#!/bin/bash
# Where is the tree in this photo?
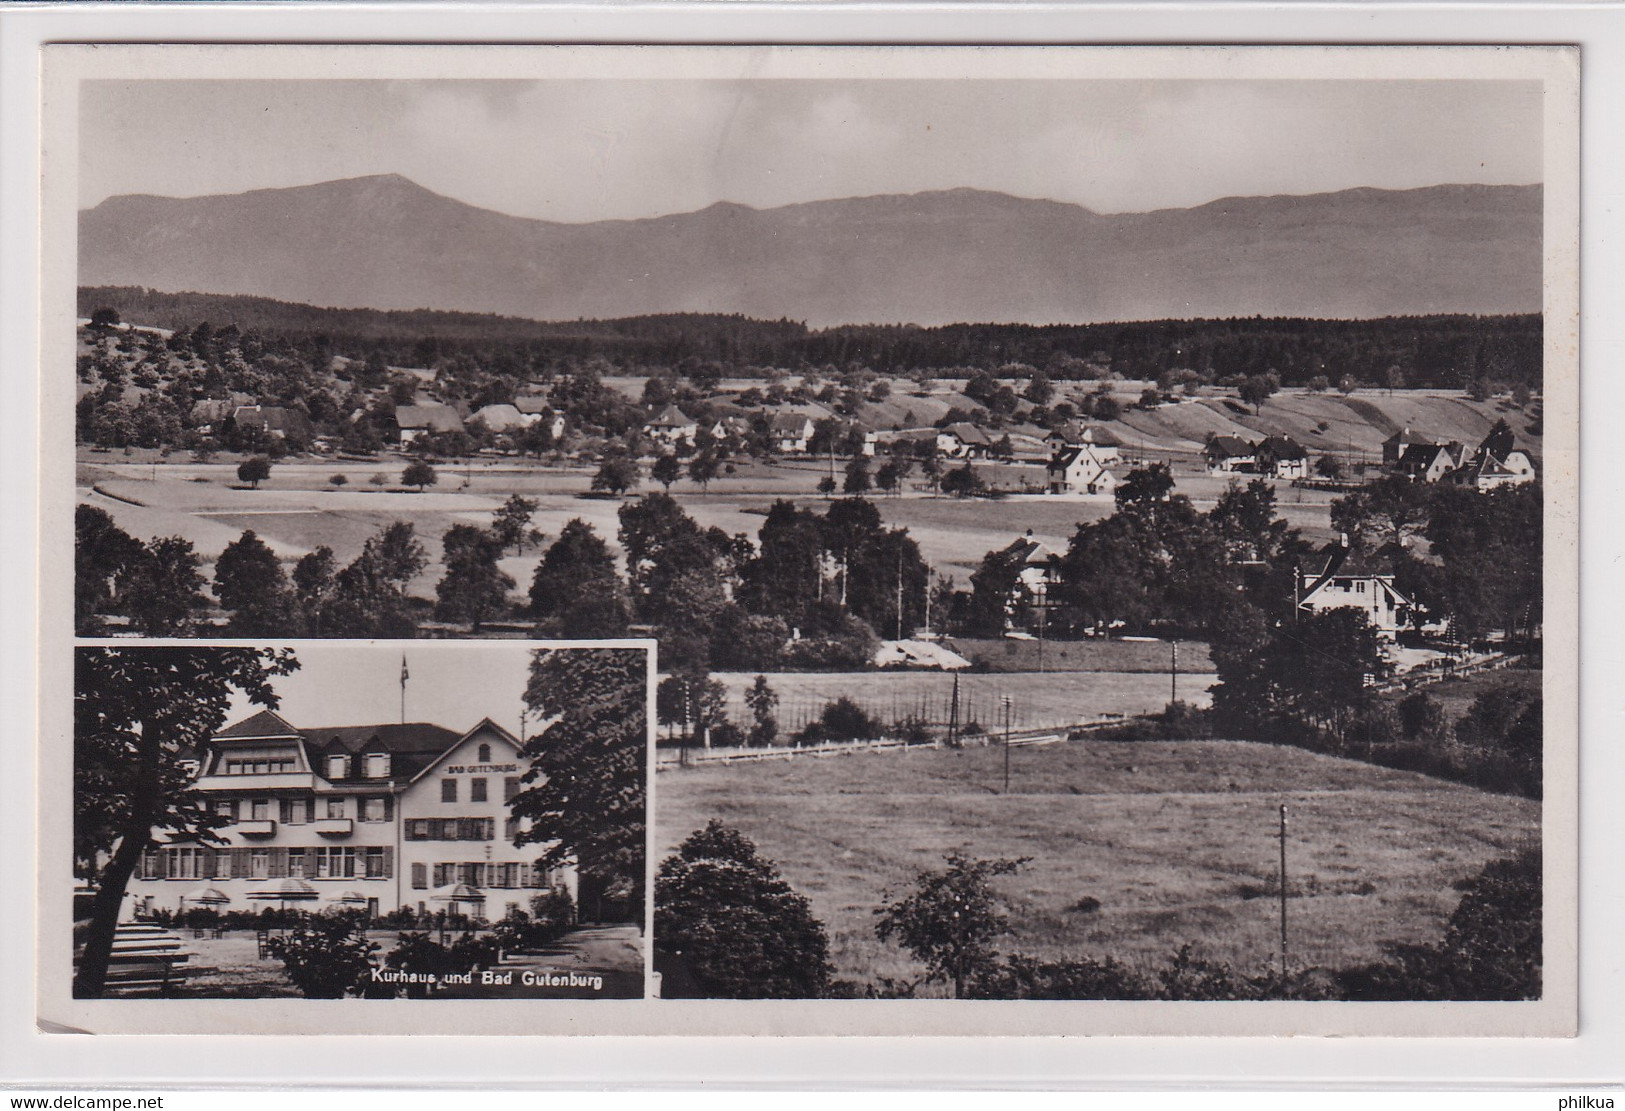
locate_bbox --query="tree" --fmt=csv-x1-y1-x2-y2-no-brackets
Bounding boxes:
402,460,437,492
940,463,985,498
73,646,299,997
875,458,906,497
843,455,872,495
213,529,296,635
329,473,348,488
1315,454,1345,481
1385,365,1407,395
266,911,379,999
592,452,640,497
491,493,541,555
651,453,682,494
118,536,210,636
967,543,1028,636
817,475,837,499
89,307,121,331
75,505,144,634
875,853,1028,998
513,648,648,920
236,456,272,489
744,675,779,747
433,524,515,632
656,671,728,748
654,821,834,998
1238,374,1278,414
529,519,631,638
688,450,720,493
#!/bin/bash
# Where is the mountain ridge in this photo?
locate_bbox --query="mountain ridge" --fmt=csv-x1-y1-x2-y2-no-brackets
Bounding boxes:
79,175,1543,327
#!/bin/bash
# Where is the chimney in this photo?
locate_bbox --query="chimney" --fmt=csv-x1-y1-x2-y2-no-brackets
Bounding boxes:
1339,532,1350,549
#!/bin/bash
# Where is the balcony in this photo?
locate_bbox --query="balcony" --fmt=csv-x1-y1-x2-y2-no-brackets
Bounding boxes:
236,820,276,837
314,818,353,837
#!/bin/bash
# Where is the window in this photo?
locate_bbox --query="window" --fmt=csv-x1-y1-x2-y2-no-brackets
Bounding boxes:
280,798,310,824
505,817,521,843
214,800,237,823
364,847,386,879
165,848,204,880
504,777,521,802
433,863,454,888
250,850,269,879
365,753,390,779
411,863,427,890
327,754,348,780
477,743,491,763
326,797,346,820
362,797,387,823
314,847,355,879
288,849,305,879
1356,581,1366,594
441,779,457,803
470,778,488,803
459,863,486,888
250,799,269,821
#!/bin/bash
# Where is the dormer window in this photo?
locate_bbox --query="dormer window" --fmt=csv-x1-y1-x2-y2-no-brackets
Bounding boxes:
477,743,492,763
327,754,348,780
366,753,390,779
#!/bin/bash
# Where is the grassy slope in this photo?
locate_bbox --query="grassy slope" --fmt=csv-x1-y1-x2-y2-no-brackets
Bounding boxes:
656,739,1539,991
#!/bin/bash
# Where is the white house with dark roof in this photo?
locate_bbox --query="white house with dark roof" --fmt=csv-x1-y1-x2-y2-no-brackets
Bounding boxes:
1297,540,1414,637
644,405,698,447
124,709,577,921
391,403,466,446
1046,445,1117,495
1204,435,1256,474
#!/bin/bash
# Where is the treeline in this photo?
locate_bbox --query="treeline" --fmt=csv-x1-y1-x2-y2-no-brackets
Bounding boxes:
80,286,1541,388
655,821,1541,1001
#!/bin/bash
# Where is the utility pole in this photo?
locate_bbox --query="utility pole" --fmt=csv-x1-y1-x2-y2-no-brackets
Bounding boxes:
1170,639,1179,705
1278,803,1290,983
1002,695,1013,794
400,653,408,724
896,545,905,641
948,672,961,748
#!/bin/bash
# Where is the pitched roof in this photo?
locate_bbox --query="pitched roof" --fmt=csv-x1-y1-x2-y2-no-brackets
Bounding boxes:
1398,442,1453,469
1257,434,1306,460
512,396,552,415
470,403,527,430
1205,435,1255,457
215,709,303,740
394,404,465,433
1001,534,1060,566
943,422,993,445
647,404,694,428
297,722,462,755
770,412,813,434
233,406,314,437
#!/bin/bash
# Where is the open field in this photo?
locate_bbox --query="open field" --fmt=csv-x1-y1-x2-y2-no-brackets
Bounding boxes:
656,739,1540,991
942,637,1214,673
708,668,1215,736
1395,665,1542,726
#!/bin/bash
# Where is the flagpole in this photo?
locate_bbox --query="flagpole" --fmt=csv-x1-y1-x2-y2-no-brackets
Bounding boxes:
400,653,408,724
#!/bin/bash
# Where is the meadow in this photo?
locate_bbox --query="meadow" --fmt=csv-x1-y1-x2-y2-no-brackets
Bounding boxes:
709,668,1214,736
655,738,1540,992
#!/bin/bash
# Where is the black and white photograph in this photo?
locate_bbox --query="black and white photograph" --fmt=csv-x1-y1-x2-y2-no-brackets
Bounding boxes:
43,43,1577,1035
69,641,651,1005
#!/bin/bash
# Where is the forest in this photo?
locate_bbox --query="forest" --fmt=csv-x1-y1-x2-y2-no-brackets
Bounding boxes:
79,286,1542,389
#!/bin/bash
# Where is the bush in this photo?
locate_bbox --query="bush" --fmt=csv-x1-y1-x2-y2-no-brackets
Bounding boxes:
654,820,834,999
266,911,378,998
329,473,348,487
972,954,1157,1000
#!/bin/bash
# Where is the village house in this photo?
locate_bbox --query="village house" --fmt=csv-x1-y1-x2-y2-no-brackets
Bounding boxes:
123,709,582,922
230,405,315,444
1046,444,1118,495
513,396,567,441
1204,435,1256,474
644,404,699,448
468,403,528,434
1395,441,1466,483
995,531,1064,631
1297,539,1414,637
1449,447,1538,490
769,413,815,454
390,403,466,446
937,422,994,459
188,394,256,433
1044,424,1123,464
1254,435,1309,480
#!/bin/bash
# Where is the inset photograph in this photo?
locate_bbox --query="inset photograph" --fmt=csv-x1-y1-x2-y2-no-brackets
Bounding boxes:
72,641,650,1000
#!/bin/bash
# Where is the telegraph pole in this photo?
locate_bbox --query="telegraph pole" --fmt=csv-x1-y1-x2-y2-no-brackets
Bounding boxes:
400,653,408,724
1170,639,1179,705
1278,804,1290,982
1002,695,1013,794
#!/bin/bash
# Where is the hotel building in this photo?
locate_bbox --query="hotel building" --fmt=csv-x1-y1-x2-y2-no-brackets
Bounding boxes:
124,709,576,920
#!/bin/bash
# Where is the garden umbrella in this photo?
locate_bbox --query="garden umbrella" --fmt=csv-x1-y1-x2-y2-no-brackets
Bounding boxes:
246,878,319,912
181,887,230,907
326,890,370,907
428,884,485,915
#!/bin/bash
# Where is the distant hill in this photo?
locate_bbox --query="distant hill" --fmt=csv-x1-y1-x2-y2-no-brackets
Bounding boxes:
79,175,1543,327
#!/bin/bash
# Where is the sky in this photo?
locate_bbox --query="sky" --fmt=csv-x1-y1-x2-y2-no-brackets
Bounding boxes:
78,78,1543,223
218,642,647,740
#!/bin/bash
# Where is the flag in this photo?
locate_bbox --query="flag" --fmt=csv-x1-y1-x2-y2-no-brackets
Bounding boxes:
401,654,409,684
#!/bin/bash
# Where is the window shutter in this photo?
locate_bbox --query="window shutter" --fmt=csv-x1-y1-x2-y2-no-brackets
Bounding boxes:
158,851,172,880
269,848,287,879
231,848,248,878
382,846,393,879
305,798,315,823
384,796,394,822
412,863,426,890
202,848,218,878
279,798,291,823
504,777,520,802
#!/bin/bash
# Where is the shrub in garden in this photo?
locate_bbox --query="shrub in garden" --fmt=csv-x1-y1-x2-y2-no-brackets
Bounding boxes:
266,911,378,999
